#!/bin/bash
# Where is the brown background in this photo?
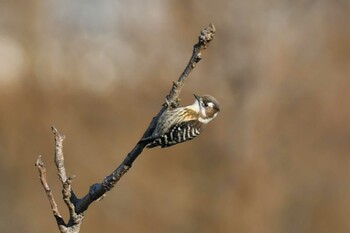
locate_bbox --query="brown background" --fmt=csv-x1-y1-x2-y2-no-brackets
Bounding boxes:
1,1,350,233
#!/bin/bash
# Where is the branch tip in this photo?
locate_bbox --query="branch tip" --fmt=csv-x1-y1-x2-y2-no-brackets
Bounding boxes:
35,155,44,167
51,125,66,140
198,23,216,49
208,23,216,33
51,125,58,135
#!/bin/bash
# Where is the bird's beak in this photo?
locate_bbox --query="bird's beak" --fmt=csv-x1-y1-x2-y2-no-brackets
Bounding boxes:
193,94,200,101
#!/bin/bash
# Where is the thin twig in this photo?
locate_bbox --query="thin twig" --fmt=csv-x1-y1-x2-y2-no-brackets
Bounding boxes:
52,126,83,231
35,156,66,230
52,126,67,183
166,23,216,108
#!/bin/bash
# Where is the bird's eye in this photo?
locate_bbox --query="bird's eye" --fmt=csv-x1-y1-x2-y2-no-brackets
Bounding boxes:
201,102,208,107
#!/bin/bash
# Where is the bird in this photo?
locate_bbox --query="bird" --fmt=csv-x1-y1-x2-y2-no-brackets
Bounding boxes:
146,94,220,148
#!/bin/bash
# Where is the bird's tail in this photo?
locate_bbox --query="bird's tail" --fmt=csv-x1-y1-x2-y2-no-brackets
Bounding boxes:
139,136,159,149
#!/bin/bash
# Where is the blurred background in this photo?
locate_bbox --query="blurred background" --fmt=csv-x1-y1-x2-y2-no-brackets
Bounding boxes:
1,0,350,233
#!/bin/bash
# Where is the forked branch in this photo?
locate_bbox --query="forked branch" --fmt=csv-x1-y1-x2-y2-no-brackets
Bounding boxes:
35,23,216,233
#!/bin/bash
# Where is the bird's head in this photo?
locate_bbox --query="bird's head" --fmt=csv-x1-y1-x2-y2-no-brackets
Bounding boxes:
193,94,220,123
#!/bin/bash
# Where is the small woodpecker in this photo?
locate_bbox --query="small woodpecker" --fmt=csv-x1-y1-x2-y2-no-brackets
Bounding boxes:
146,94,220,148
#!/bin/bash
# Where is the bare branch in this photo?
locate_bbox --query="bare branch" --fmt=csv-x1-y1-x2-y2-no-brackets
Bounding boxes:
36,24,216,232
166,23,216,108
52,127,83,231
35,156,66,231
36,128,83,233
75,24,216,214
52,126,68,183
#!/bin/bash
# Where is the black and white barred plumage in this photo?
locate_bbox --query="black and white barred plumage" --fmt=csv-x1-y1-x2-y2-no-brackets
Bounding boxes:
147,94,220,148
